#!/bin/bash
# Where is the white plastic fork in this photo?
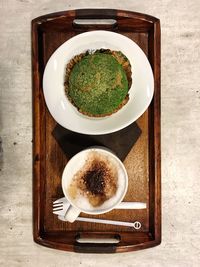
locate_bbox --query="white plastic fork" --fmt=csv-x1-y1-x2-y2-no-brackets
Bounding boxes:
53,197,146,216
53,197,71,216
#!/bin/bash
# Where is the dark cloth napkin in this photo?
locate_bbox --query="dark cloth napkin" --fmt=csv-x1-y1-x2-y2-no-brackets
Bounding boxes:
52,122,141,161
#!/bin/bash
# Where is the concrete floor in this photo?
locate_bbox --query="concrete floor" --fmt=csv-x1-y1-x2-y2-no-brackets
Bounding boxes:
0,0,200,266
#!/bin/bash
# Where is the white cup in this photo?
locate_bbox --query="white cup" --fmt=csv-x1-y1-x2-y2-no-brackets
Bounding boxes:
61,147,128,223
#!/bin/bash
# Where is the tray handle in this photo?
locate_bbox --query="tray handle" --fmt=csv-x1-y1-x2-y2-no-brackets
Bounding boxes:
73,9,117,30
74,243,117,253
75,9,117,19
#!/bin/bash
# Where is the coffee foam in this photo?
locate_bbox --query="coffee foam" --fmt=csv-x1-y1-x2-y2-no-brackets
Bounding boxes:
64,149,127,213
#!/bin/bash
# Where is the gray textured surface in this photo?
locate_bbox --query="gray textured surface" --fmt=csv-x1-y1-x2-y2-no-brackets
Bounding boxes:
0,0,200,266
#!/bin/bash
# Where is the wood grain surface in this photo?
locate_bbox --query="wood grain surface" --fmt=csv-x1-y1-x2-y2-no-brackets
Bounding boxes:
32,9,160,253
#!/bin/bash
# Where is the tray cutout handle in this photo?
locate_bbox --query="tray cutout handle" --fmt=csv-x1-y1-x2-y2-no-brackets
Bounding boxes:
73,19,117,29
74,8,117,30
75,234,120,253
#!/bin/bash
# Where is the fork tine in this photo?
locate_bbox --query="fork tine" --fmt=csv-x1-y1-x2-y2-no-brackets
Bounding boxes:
53,203,63,208
53,197,66,204
53,206,64,211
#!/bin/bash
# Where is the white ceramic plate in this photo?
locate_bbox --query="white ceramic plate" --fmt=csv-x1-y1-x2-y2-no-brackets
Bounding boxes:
43,31,154,135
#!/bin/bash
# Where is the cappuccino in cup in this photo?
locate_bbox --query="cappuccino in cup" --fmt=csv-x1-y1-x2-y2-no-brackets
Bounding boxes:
62,147,128,222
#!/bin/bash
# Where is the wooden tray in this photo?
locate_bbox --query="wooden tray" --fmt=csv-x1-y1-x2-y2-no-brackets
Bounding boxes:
32,9,161,253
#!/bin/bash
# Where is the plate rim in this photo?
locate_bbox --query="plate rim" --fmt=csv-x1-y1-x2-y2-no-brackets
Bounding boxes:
43,30,154,135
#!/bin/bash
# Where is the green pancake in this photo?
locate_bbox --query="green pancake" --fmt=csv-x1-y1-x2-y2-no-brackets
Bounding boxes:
65,50,131,117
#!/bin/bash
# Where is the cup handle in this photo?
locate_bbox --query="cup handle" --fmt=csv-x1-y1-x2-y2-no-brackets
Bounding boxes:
64,205,81,223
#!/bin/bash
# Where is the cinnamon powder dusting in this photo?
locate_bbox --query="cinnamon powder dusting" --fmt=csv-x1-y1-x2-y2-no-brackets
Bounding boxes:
68,151,118,207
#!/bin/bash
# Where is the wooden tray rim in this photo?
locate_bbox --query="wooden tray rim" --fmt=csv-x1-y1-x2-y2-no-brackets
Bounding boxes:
32,8,161,253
